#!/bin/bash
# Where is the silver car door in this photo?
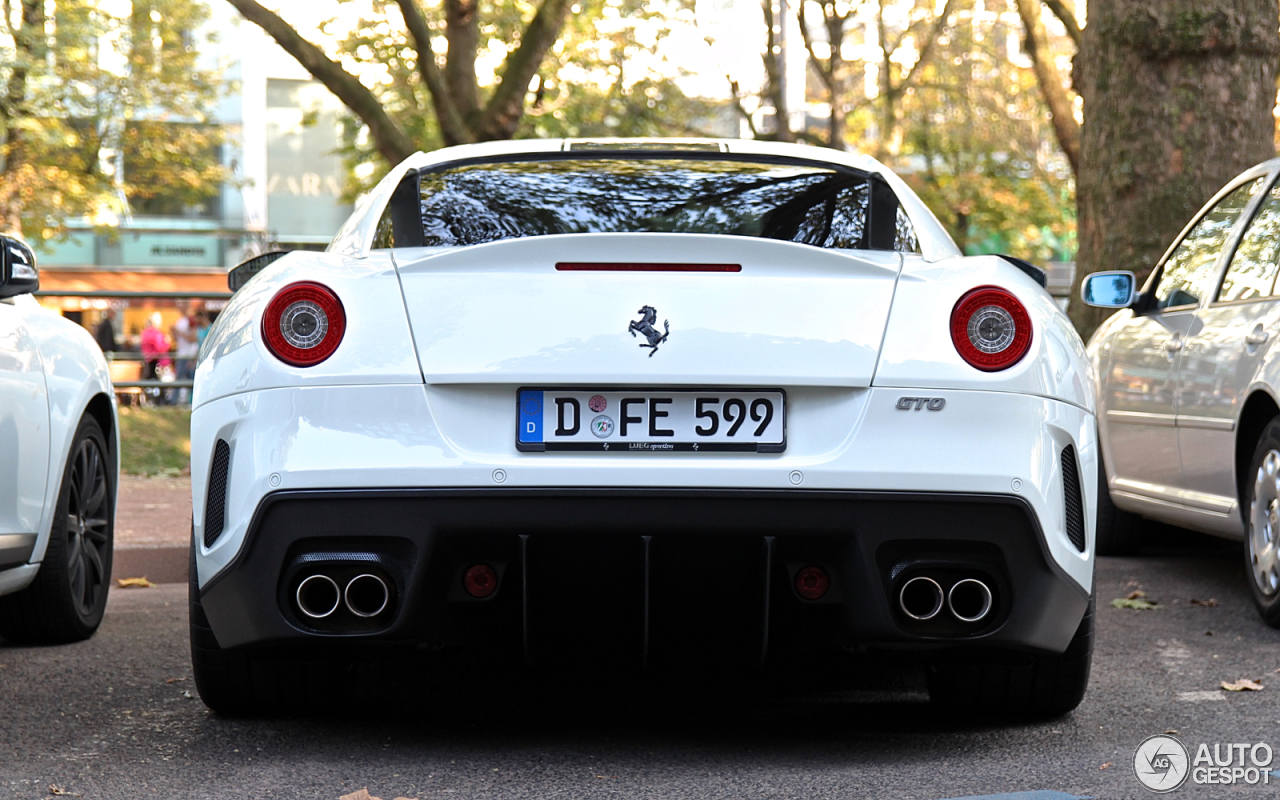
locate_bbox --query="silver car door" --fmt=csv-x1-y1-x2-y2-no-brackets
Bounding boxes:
1179,175,1280,517
0,296,50,554
1103,177,1264,500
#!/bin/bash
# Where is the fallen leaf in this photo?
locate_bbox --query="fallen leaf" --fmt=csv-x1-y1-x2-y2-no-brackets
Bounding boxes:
165,677,185,684
1165,729,1179,735
338,791,418,800
1191,598,1219,607
1126,590,1147,600
1222,678,1264,692
1100,762,1113,770
115,577,155,588
48,786,80,797
1111,596,1162,610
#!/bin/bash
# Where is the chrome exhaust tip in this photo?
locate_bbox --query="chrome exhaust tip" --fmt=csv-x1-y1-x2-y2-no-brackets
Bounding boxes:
344,573,390,618
948,578,994,623
296,574,341,619
899,576,944,621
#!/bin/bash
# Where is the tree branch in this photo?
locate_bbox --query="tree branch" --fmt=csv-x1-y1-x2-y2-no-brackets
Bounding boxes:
1041,0,1081,48
474,0,573,140
897,0,956,92
1015,0,1080,174
797,4,834,93
443,0,481,119
392,0,472,146
223,0,416,163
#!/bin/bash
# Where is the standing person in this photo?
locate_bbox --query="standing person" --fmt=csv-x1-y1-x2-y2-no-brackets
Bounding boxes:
172,302,200,405
94,309,118,353
139,312,170,405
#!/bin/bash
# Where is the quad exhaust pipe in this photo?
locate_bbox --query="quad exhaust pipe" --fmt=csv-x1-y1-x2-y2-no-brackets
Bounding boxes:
898,575,994,623
294,572,391,619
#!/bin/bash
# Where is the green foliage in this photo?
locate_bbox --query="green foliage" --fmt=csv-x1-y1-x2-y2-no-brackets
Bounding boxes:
887,10,1076,261
328,0,721,196
0,0,229,239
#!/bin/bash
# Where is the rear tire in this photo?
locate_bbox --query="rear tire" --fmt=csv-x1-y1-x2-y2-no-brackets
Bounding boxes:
1095,454,1144,556
189,535,348,715
927,593,1094,720
1242,418,1280,627
0,415,114,643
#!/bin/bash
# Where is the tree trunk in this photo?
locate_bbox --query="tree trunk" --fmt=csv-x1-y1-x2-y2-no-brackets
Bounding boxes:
1071,0,1280,341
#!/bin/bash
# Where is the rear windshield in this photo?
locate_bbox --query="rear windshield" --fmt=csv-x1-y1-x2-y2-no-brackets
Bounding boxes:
398,157,919,252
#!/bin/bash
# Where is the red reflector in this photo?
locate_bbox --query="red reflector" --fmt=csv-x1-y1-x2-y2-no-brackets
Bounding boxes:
556,262,741,272
795,566,830,601
463,564,498,598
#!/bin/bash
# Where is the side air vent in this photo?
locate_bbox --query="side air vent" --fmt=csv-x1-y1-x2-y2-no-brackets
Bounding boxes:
204,440,231,548
1061,445,1086,552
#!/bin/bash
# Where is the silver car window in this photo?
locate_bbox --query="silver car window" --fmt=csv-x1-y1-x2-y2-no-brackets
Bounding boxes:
1218,181,1280,302
1154,178,1264,310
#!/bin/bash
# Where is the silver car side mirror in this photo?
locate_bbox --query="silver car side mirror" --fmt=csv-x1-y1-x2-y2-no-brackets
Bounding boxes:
1081,271,1136,308
0,235,38,299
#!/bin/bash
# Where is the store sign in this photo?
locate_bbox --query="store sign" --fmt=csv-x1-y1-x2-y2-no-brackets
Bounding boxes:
121,234,221,267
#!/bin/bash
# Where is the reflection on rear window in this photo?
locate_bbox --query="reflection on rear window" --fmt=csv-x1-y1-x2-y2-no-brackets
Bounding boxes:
416,158,917,251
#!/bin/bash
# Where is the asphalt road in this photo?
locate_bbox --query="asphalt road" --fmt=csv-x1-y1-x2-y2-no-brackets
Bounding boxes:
3,528,1280,800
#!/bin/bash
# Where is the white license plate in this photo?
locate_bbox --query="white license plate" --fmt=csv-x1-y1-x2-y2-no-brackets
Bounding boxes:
517,389,786,453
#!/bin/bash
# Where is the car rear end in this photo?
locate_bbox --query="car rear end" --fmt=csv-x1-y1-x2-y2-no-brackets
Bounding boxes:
189,141,1096,715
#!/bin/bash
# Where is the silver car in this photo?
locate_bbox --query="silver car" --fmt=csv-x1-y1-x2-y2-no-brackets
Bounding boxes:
1085,158,1280,626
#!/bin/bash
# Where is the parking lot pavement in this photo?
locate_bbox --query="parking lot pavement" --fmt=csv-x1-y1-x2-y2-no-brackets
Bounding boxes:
3,527,1280,799
112,475,191,585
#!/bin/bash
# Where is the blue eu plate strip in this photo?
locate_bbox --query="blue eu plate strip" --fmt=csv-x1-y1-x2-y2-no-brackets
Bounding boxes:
519,390,544,443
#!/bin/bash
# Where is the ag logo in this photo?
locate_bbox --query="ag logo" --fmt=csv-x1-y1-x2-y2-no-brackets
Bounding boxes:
628,305,670,357
1134,734,1190,793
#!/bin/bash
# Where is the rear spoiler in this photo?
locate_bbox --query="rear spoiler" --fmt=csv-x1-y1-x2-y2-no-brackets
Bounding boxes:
228,251,291,293
996,255,1048,288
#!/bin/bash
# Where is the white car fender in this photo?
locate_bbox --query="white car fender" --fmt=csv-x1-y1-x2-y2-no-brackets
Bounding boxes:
193,250,421,411
874,254,1096,414
11,295,117,567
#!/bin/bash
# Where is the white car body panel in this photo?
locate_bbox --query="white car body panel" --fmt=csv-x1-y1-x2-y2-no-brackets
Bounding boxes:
0,295,51,536
393,235,902,386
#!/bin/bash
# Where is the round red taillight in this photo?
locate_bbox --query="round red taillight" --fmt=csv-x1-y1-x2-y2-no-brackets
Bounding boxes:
795,565,830,601
463,564,498,599
261,281,346,367
949,286,1033,372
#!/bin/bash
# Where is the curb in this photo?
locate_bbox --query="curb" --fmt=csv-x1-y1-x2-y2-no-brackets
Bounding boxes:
112,546,188,585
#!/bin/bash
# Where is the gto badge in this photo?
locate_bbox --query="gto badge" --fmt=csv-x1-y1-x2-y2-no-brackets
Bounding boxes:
897,397,946,411
628,305,670,357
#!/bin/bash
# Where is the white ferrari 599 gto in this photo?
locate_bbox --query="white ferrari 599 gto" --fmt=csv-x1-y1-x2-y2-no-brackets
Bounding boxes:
190,139,1097,718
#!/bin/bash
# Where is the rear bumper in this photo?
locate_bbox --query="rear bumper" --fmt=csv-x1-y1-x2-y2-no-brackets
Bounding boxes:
198,488,1090,663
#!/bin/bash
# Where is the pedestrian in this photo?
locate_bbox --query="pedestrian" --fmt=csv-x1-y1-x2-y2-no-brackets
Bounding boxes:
94,308,118,353
139,312,170,405
171,302,200,404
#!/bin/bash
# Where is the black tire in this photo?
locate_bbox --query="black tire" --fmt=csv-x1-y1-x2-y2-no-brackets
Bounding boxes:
0,415,114,644
1095,453,1145,556
1241,418,1280,627
927,593,1094,720
189,535,348,715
